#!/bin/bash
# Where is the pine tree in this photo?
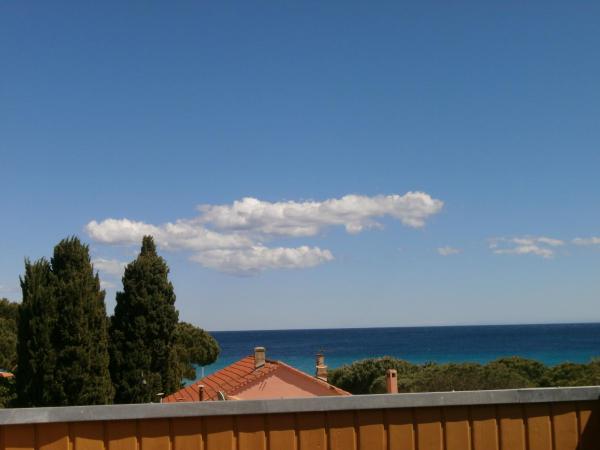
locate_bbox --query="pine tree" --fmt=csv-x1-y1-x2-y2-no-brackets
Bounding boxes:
50,237,113,405
174,322,220,382
110,236,179,403
16,259,57,406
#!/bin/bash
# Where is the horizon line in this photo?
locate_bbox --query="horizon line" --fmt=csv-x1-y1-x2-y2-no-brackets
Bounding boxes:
207,320,600,333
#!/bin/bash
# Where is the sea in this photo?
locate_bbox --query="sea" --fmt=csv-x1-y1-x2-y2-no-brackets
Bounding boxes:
192,323,600,382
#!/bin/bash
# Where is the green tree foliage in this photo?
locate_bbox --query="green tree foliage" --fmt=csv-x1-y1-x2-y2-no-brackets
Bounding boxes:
487,357,547,386
0,298,19,371
330,356,600,395
581,359,600,385
16,239,113,407
328,356,415,395
174,322,220,381
411,362,534,392
544,360,600,387
110,236,180,403
16,259,57,406
0,298,19,407
51,237,113,405
0,377,16,408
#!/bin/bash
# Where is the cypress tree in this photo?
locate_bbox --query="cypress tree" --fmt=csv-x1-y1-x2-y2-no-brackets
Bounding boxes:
16,259,56,406
50,237,113,405
110,236,179,403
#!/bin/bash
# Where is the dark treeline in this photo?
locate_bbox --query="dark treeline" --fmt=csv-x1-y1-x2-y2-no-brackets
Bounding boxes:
0,298,19,407
330,356,600,395
0,236,219,408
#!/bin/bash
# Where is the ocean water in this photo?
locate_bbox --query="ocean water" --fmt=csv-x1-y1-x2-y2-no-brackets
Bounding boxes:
193,323,600,381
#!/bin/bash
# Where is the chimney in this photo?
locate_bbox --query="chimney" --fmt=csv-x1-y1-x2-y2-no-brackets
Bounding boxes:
198,384,205,401
315,352,328,382
254,347,266,369
386,369,398,394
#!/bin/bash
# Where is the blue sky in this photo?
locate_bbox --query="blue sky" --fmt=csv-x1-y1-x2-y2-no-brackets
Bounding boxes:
1,1,599,330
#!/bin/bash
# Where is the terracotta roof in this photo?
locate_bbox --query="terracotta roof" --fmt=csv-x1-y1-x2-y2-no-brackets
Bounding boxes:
269,360,350,397
0,371,14,379
163,355,349,402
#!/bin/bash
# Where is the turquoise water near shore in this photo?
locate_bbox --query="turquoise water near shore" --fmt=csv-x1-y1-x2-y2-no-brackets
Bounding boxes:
192,323,600,382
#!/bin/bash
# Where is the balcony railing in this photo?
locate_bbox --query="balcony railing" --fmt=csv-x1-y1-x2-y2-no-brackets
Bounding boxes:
1,386,598,449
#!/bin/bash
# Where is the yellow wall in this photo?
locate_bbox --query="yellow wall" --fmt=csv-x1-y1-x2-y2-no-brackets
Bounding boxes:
1,401,598,450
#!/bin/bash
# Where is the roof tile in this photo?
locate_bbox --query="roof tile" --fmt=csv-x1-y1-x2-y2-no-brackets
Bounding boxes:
163,355,349,402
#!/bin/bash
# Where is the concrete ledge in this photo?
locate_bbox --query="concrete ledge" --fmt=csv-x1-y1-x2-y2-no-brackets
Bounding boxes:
1,386,599,426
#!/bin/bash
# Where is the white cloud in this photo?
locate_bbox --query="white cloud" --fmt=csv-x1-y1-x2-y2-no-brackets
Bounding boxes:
99,280,117,290
535,237,564,247
572,237,600,246
86,219,160,245
437,246,461,256
92,258,127,291
198,193,443,237
86,192,443,274
191,246,334,274
86,218,251,250
489,236,564,259
92,258,126,277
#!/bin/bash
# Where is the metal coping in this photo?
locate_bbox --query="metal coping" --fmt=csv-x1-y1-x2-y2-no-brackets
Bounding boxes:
1,386,599,426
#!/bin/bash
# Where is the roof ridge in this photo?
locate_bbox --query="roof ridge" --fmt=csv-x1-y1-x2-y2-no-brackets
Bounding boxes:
275,361,351,396
163,354,350,402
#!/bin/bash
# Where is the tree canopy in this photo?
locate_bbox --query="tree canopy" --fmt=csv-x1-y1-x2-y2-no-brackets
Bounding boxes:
7,235,221,407
330,356,600,395
16,238,113,407
0,298,18,371
51,237,113,405
174,321,220,381
0,297,19,408
16,258,57,406
110,236,180,403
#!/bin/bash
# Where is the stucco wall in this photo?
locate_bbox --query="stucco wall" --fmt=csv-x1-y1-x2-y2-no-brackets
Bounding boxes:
232,368,341,399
